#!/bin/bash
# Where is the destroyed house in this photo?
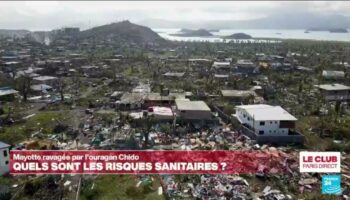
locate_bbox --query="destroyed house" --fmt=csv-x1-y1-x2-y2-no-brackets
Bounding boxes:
296,66,313,73
212,61,230,70
30,84,53,94
110,91,123,101
188,58,212,73
32,76,58,87
132,83,151,93
61,27,80,35
116,93,144,110
1,61,21,72
322,70,345,80
175,99,212,120
0,141,10,175
81,65,100,77
234,104,303,144
188,58,211,65
148,106,174,120
255,53,268,61
71,57,88,66
281,62,294,71
221,90,256,104
163,72,185,78
114,55,124,59
315,84,350,102
214,74,229,82
0,87,18,101
144,93,186,107
1,55,18,62
270,55,284,62
270,62,282,70
234,59,258,75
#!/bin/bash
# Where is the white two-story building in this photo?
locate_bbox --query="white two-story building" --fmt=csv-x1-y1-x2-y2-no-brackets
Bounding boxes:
234,104,297,136
0,141,10,176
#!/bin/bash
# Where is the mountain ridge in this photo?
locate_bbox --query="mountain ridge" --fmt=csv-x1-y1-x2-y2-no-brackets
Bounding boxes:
0,20,165,45
77,20,165,44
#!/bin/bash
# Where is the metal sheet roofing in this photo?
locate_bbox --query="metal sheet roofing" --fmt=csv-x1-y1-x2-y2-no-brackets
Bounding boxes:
0,141,10,149
315,83,350,91
236,104,297,121
175,100,211,111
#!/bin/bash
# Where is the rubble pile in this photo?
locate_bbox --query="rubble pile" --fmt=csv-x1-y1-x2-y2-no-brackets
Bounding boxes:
155,126,350,199
161,174,295,200
15,103,350,199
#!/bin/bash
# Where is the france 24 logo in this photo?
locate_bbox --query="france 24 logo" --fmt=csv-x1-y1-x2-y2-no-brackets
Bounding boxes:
322,175,341,195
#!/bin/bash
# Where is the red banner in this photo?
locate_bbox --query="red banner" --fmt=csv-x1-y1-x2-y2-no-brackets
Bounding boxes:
10,150,288,174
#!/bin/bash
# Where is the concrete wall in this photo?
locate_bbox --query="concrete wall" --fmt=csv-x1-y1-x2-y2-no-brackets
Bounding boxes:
0,147,10,175
211,105,231,123
256,135,304,145
322,90,350,101
177,110,212,120
236,107,254,125
238,124,303,145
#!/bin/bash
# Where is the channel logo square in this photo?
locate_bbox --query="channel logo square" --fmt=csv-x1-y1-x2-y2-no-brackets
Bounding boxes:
322,175,341,195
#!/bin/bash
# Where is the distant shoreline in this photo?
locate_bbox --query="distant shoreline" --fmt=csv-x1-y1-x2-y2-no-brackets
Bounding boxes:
157,28,350,42
164,36,350,44
305,28,348,33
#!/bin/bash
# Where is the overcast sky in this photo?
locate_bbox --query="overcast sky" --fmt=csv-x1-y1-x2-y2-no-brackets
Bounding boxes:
0,1,349,30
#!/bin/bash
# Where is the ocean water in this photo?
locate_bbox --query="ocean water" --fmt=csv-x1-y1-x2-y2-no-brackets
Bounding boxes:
153,28,350,42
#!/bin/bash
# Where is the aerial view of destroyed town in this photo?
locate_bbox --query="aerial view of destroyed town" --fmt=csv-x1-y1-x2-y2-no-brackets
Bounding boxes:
0,1,350,200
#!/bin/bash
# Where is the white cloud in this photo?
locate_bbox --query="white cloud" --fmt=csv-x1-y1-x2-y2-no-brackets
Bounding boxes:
0,1,349,30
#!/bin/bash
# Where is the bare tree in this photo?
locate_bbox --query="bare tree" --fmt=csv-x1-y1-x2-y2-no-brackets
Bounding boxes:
334,101,341,123
72,69,81,98
58,77,66,101
112,64,117,83
16,74,32,102
146,56,151,70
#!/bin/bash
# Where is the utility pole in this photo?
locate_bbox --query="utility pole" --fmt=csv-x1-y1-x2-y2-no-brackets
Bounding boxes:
75,177,82,200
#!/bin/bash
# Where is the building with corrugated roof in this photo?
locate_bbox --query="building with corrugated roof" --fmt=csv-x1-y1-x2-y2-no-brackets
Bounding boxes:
0,141,10,175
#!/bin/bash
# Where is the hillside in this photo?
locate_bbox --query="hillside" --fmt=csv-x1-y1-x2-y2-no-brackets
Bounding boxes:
0,29,30,38
306,28,348,33
171,29,213,37
78,20,165,44
223,33,252,39
0,21,166,45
